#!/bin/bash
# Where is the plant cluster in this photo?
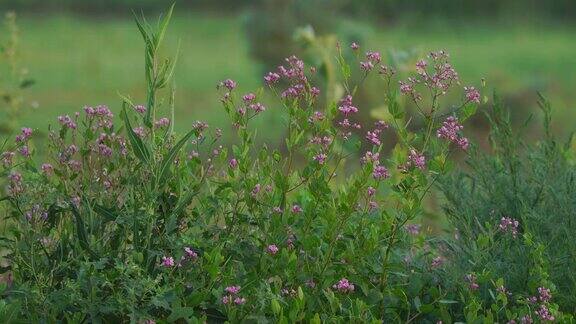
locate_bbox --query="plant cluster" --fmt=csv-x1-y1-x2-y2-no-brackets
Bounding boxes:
0,6,573,323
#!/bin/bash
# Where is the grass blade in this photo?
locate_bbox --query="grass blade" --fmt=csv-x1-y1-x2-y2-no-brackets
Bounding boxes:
70,201,98,260
121,104,151,164
157,128,194,186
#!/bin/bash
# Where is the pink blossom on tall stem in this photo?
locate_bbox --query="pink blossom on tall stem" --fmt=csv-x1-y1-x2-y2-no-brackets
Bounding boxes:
134,104,147,114
521,315,534,324
264,71,280,85
332,278,355,293
220,79,237,91
242,93,256,102
15,127,33,142
499,217,519,238
1,151,15,167
225,286,241,295
437,116,469,150
366,51,381,63
361,151,380,165
365,129,382,146
234,297,246,305
154,118,170,129
367,186,376,196
161,256,175,268
291,205,303,214
538,287,552,302
58,115,77,129
133,127,145,138
18,146,30,157
310,86,320,97
350,42,359,50
464,86,481,103
372,165,390,180
41,163,53,175
431,256,444,268
408,149,426,170
313,153,327,164
229,158,238,169
535,305,555,321
184,247,198,260
464,274,479,290
405,224,421,235
251,184,261,197
267,244,279,255
338,95,358,116
249,102,266,113
98,144,112,157
360,61,374,72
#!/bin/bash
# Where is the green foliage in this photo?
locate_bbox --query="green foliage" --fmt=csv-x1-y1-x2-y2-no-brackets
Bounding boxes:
0,5,573,323
439,93,576,316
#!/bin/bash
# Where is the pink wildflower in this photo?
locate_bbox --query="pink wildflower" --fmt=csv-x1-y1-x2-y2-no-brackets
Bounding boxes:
291,205,303,214
464,86,481,103
267,244,279,255
332,278,355,293
161,256,175,268
372,165,390,180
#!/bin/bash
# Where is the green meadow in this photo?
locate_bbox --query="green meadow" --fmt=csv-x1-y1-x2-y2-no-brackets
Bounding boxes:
12,13,576,138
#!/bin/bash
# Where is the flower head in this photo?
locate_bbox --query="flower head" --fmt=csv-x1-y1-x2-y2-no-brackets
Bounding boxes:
267,244,279,255
372,165,390,180
464,86,481,104
332,278,355,293
291,204,303,214
161,256,175,268
225,285,241,295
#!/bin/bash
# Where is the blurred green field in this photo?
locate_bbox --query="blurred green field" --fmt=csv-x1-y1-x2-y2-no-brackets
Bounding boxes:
10,13,576,140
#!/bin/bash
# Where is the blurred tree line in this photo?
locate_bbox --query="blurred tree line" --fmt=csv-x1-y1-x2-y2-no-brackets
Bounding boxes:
1,0,574,21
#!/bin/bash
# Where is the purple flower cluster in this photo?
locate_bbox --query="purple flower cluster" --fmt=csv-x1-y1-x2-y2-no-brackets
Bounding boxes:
1,151,15,167
437,116,469,150
267,244,279,255
464,86,481,104
15,127,33,143
161,256,175,267
538,287,552,302
407,149,426,170
154,118,170,129
291,204,303,214
499,217,519,238
372,165,390,180
431,256,445,268
464,273,479,290
134,104,147,114
222,285,246,306
405,224,421,235
58,115,77,129
535,305,555,321
84,105,114,129
25,204,48,222
332,278,355,293
8,172,23,196
338,95,358,116
359,51,381,72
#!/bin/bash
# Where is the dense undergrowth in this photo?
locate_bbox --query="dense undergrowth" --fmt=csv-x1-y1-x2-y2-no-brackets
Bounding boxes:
0,6,574,323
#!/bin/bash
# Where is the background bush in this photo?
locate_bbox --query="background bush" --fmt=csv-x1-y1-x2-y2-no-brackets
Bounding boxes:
440,94,576,314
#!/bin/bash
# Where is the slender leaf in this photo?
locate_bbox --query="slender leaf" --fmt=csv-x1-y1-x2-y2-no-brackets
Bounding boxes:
157,128,195,186
121,104,151,164
70,202,98,260
155,3,175,51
